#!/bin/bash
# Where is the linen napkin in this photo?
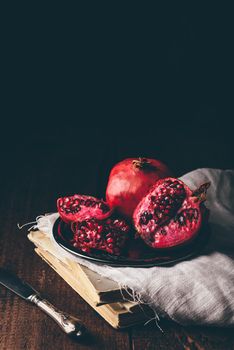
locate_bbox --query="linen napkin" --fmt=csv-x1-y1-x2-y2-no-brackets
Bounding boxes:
35,168,234,326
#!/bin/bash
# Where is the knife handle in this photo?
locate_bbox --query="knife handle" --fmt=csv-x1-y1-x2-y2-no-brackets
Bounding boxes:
28,294,86,339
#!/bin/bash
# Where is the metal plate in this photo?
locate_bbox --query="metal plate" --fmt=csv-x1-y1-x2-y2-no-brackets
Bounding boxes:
52,218,210,267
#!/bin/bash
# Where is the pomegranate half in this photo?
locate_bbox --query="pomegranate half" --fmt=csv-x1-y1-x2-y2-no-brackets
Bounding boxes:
133,177,210,249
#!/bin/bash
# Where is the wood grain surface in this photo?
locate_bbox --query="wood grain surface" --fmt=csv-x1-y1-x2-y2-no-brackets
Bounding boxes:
0,134,234,350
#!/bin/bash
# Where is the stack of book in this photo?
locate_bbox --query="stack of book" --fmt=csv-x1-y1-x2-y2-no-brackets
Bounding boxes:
28,230,153,328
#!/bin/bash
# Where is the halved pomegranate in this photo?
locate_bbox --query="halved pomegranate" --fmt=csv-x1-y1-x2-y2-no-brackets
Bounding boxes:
71,217,130,255
57,194,112,224
133,177,210,249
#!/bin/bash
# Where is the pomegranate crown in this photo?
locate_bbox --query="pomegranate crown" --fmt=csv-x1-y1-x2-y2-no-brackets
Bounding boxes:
132,157,155,170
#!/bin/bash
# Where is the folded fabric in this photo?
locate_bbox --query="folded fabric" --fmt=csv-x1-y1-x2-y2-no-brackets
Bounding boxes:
35,168,234,326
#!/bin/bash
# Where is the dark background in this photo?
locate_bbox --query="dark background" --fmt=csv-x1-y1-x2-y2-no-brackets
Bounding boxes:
1,5,234,214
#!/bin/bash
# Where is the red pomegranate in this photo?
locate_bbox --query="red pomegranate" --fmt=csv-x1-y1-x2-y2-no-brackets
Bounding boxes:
133,177,210,249
57,194,112,224
71,217,130,255
106,157,172,219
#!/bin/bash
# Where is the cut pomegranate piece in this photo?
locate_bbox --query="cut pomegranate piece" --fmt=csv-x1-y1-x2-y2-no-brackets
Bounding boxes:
57,194,112,224
133,177,210,249
71,217,130,255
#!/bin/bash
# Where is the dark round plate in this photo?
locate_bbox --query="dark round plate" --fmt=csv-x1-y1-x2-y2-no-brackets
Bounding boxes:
52,218,210,267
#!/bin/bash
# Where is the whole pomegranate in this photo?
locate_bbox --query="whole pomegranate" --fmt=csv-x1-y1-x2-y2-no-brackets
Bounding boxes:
71,217,130,255
57,194,112,224
133,177,210,249
106,157,172,219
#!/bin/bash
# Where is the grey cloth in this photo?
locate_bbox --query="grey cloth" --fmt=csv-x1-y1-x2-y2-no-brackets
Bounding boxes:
37,168,234,326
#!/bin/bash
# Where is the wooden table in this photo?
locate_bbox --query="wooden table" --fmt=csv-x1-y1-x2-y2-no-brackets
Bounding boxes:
1,130,234,350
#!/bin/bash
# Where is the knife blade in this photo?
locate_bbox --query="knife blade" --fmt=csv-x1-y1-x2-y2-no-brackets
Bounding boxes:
0,268,38,299
0,268,86,339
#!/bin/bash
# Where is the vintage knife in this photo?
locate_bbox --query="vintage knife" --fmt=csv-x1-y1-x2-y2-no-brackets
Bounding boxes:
0,268,86,339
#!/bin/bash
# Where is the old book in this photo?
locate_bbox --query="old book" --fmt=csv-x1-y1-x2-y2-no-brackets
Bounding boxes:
28,231,132,305
28,231,153,328
35,247,151,328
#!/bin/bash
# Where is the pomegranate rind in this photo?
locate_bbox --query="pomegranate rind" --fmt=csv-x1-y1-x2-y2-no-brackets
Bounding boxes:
133,177,208,249
57,194,112,224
